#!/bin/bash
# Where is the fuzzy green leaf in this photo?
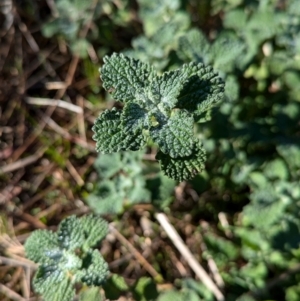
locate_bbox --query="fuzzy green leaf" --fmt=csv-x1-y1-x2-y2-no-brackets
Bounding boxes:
80,250,109,286
33,269,75,301
79,287,104,301
94,153,123,178
81,215,109,252
127,176,151,204
92,108,146,153
156,141,206,181
24,230,58,264
133,277,159,301
148,69,189,109
95,54,225,180
157,290,184,301
177,62,224,117
25,215,109,301
150,109,194,158
57,215,84,251
178,28,210,63
122,103,148,133
86,180,124,215
32,250,82,301
210,35,245,73
56,250,82,273
103,274,129,300
101,53,155,102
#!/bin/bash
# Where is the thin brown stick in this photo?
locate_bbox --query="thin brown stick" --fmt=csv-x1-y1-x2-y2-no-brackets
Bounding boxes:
14,209,47,229
55,55,80,99
155,213,225,301
109,224,163,282
25,97,83,113
0,256,37,269
31,163,56,193
20,269,30,299
0,27,14,72
22,185,56,210
218,212,233,238
66,160,85,186
35,203,62,220
0,283,27,301
200,241,225,289
6,267,23,288
109,254,133,269
25,267,31,299
17,17,56,77
12,110,55,161
76,95,87,141
0,148,45,174
0,185,22,204
42,115,96,151
45,81,67,90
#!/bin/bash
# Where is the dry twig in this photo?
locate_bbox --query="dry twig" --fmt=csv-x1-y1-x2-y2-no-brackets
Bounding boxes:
0,283,27,301
109,224,163,282
25,97,83,114
155,213,225,301
218,212,233,238
0,148,45,174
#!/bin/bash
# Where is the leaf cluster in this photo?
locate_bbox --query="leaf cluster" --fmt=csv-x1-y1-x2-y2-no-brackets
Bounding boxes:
114,0,300,299
89,0,300,298
26,0,300,300
172,1,300,299
24,215,109,301
86,151,151,215
41,0,134,57
86,149,177,214
92,53,224,181
125,0,190,70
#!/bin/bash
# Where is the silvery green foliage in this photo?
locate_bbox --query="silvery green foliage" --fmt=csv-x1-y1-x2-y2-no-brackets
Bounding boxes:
125,13,190,71
92,53,224,181
125,0,190,71
86,151,151,214
25,215,109,301
157,278,214,301
136,0,183,36
177,29,244,101
178,29,245,73
41,0,132,58
41,0,96,57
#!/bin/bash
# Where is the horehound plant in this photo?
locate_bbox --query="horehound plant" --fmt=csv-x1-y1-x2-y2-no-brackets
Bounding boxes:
92,53,225,182
24,215,109,301
24,54,225,301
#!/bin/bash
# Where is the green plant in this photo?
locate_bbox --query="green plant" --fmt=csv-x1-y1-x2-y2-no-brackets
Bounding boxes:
86,150,177,214
24,215,109,301
86,151,151,214
41,0,134,57
92,53,225,181
42,0,96,57
124,0,190,70
22,0,300,300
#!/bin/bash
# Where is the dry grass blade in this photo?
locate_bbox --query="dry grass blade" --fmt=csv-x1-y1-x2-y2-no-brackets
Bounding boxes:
0,148,45,174
218,212,233,238
66,160,85,186
155,213,225,301
25,97,83,114
0,185,22,205
0,283,27,301
0,256,37,270
109,223,163,282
